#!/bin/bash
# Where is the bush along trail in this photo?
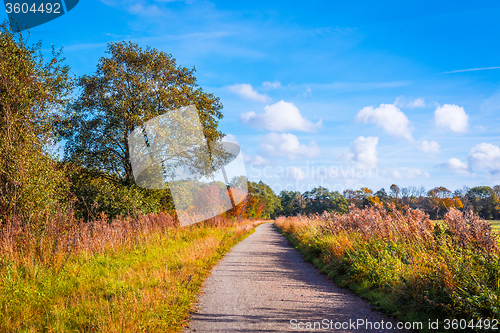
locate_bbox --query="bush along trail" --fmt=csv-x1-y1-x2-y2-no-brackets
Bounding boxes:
0,213,261,332
275,205,500,333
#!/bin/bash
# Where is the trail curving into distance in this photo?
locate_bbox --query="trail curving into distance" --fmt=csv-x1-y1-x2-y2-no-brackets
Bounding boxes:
184,223,411,333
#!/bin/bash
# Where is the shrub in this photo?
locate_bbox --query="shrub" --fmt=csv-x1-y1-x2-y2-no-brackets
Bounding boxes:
65,164,175,221
0,21,74,223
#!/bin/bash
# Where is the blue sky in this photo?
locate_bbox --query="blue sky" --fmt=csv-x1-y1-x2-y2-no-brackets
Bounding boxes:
3,0,500,194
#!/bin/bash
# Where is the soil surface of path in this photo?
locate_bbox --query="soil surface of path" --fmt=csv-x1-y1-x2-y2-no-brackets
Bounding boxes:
184,222,412,332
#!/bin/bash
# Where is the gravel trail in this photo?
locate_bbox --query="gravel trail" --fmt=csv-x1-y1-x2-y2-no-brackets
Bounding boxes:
184,222,412,332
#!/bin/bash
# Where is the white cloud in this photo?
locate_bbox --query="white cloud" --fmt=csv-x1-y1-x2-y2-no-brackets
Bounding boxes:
417,140,440,155
393,96,425,108
355,104,413,140
227,83,271,103
287,166,308,181
129,3,163,16
434,104,469,132
241,100,322,132
440,158,473,177
260,132,321,160
440,143,500,178
243,154,270,166
407,98,426,108
99,0,192,15
443,66,500,74
262,80,282,89
339,136,378,167
383,167,430,179
221,133,239,144
468,143,500,175
393,96,405,108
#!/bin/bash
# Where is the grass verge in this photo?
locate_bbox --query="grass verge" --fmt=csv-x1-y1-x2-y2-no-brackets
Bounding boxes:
0,218,259,332
275,207,500,333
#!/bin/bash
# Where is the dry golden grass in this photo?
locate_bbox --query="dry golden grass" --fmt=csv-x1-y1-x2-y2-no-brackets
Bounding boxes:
0,211,260,332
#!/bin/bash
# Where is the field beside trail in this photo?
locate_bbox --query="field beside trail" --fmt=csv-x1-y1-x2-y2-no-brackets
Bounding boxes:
490,220,500,233
0,213,260,332
275,206,500,332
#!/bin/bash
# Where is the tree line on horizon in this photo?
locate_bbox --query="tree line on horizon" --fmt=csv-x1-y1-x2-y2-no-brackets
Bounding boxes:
225,183,500,221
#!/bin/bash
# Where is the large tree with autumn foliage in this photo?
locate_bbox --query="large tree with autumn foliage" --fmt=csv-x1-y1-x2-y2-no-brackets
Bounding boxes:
55,41,225,219
58,41,224,186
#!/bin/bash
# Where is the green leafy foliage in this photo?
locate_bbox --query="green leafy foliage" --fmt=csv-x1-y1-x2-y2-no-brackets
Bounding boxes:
277,187,348,217
0,20,74,222
65,164,175,221
245,181,281,219
303,186,348,215
279,190,305,216
463,186,500,220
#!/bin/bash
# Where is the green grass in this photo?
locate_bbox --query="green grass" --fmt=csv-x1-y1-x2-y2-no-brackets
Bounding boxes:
490,220,500,233
0,222,257,332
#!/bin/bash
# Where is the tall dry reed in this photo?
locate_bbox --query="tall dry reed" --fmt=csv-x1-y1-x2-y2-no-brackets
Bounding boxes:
275,205,500,324
0,209,242,270
281,204,498,253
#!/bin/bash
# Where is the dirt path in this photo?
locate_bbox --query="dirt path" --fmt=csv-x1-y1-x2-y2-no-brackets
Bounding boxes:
184,223,412,332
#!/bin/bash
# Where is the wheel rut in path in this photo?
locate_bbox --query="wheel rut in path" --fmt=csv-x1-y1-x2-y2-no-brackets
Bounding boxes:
184,222,411,332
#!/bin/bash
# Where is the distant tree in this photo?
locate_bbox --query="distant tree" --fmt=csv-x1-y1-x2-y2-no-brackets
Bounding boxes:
399,186,415,207
426,186,462,219
493,185,500,199
400,187,411,199
416,186,427,198
343,189,363,207
242,181,281,219
428,186,451,199
389,184,400,203
279,190,305,216
305,187,348,214
359,187,381,207
375,188,390,203
465,186,499,219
